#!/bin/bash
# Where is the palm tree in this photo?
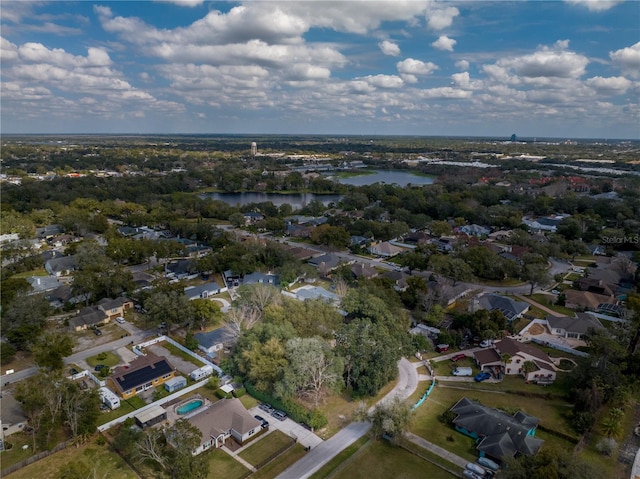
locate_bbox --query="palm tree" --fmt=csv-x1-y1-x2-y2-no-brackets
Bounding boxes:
522,360,537,380
500,353,512,375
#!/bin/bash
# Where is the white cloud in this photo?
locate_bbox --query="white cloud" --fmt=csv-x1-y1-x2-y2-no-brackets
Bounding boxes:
496,48,589,79
425,5,459,30
564,0,623,12
610,42,640,77
1,36,18,62
379,40,401,56
156,0,205,7
586,76,632,94
397,58,438,76
455,60,469,70
432,35,456,52
359,74,404,89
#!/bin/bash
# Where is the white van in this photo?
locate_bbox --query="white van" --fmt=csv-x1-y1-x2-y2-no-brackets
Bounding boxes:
453,367,473,376
116,316,126,324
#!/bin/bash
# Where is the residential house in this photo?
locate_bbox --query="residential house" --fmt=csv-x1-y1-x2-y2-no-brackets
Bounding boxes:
368,241,404,258
0,390,29,437
382,270,410,292
403,231,432,245
308,253,344,273
242,272,280,287
350,262,378,280
188,398,262,454
474,338,556,383
184,281,226,301
286,223,314,238
36,224,62,240
433,236,455,253
575,277,617,297
487,230,513,241
165,259,199,280
472,293,530,322
27,275,63,294
45,255,78,277
97,297,134,321
450,397,544,462
564,289,615,311
69,307,109,331
521,214,570,233
109,353,175,399
194,327,237,357
243,212,265,225
546,313,604,341
349,235,369,246
458,224,491,237
47,284,87,309
284,285,341,306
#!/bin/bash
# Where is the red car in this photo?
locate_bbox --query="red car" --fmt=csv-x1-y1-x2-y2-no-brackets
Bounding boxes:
450,353,467,362
436,344,450,353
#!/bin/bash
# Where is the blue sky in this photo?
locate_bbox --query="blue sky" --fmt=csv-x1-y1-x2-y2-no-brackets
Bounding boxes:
1,1,638,138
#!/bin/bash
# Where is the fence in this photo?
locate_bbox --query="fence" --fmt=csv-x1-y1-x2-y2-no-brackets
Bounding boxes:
529,338,589,358
412,360,437,411
0,439,74,477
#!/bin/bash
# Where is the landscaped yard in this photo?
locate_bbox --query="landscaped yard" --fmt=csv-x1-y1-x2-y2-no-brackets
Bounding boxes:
309,436,370,479
206,449,250,479
96,395,146,426
331,440,457,479
430,357,477,377
4,437,136,479
248,443,306,479
239,430,295,467
529,294,577,316
85,351,121,368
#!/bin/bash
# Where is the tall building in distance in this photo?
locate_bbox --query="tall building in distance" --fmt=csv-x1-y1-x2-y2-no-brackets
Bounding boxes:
251,142,257,156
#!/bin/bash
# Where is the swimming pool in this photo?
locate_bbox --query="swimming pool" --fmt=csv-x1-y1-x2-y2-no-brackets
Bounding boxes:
177,399,203,415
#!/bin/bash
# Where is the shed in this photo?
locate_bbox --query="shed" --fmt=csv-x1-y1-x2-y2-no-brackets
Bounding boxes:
164,376,187,393
134,405,167,428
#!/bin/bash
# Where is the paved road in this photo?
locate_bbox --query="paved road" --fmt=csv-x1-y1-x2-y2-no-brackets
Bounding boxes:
275,358,419,479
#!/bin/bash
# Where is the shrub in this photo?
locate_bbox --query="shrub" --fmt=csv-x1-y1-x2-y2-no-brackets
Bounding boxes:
96,352,107,360
215,389,232,399
439,410,456,425
95,435,106,446
596,437,618,456
232,387,246,398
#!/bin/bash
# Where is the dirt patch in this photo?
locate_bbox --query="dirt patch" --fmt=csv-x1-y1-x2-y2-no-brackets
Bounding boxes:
528,323,547,335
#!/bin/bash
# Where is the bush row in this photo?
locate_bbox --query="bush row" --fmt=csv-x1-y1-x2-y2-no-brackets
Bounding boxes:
245,383,328,430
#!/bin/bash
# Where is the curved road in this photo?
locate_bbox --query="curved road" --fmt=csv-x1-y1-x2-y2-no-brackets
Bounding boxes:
275,358,418,479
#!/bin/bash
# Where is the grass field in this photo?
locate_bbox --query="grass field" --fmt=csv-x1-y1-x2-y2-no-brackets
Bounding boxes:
529,294,577,316
248,443,306,479
239,430,295,467
331,440,457,479
309,436,370,479
85,351,121,367
5,438,136,479
431,357,478,377
207,449,250,479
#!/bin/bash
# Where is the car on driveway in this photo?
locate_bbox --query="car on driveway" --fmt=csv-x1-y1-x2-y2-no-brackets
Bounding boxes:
450,353,467,362
93,328,102,336
271,410,287,421
259,403,274,414
462,470,482,479
479,339,493,348
116,316,126,324
254,415,269,429
474,372,491,382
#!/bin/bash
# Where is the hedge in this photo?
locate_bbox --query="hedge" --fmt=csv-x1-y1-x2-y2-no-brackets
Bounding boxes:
232,387,246,398
216,389,233,399
245,383,327,430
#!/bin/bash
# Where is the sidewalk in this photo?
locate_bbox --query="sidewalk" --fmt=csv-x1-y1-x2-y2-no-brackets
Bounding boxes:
221,446,257,473
405,432,469,469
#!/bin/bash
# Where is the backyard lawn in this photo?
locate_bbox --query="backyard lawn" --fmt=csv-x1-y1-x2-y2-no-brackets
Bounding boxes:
529,294,576,316
206,449,250,479
239,430,295,467
5,438,136,479
96,396,146,426
331,440,457,479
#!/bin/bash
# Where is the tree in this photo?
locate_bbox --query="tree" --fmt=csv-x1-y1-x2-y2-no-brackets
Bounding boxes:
226,304,261,337
500,353,512,374
239,337,288,394
235,283,281,315
191,299,223,331
364,396,413,445
310,224,350,248
501,448,603,479
277,337,343,407
521,263,552,296
31,331,75,371
2,293,51,350
144,290,194,330
522,360,537,377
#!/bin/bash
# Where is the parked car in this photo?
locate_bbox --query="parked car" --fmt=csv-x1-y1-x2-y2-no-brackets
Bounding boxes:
479,339,493,348
436,344,450,353
259,403,274,414
450,353,467,362
94,364,107,372
254,415,269,429
452,367,473,377
477,457,500,471
93,328,102,336
474,372,492,382
551,289,560,295
271,410,287,421
465,463,486,476
116,316,126,324
462,470,482,479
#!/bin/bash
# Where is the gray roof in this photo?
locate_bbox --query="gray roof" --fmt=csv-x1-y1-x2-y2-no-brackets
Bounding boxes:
546,313,605,335
184,282,222,300
242,272,280,286
45,255,77,274
479,294,529,321
194,327,236,349
308,253,342,270
27,275,63,293
70,307,108,329
97,296,132,310
451,397,543,460
189,398,261,441
292,286,340,303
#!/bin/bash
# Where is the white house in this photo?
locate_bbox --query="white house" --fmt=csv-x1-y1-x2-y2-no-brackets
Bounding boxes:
474,338,556,384
546,313,605,340
184,281,227,300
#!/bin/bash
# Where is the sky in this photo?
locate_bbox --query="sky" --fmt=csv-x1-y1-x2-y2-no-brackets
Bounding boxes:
1,1,639,138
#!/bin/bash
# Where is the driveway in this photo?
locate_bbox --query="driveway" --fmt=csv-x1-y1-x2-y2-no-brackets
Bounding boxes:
249,407,323,449
147,344,198,376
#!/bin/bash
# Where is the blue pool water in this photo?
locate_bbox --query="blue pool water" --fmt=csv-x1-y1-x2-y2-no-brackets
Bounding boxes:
177,399,203,415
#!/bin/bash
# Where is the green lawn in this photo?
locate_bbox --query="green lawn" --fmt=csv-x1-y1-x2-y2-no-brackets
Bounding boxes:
5,437,136,479
437,372,572,397
85,351,121,367
331,440,457,479
161,342,207,367
529,294,577,316
206,449,250,479
249,444,306,479
96,396,146,426
431,357,477,377
239,394,259,410
309,436,370,479
239,430,294,467
12,268,48,278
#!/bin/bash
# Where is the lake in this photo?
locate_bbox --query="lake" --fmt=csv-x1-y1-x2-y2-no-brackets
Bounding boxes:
200,192,343,209
331,169,436,186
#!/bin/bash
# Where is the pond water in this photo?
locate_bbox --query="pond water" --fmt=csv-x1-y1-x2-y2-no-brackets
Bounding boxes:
201,192,342,209
330,169,436,186
177,399,204,415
